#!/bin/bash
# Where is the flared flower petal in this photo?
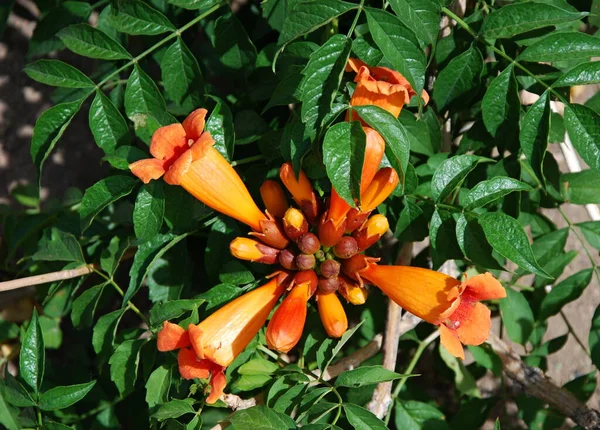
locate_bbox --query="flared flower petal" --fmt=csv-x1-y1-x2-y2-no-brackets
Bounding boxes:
280,163,320,224
230,237,280,264
317,292,348,338
178,347,211,379
157,321,191,351
345,58,429,122
129,158,168,184
260,180,289,219
188,277,286,367
266,281,310,353
206,367,227,404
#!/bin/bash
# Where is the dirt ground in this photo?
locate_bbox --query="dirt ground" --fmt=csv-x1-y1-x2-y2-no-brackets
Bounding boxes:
2,3,600,426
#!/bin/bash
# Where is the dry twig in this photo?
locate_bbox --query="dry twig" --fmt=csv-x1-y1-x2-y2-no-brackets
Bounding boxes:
0,265,94,293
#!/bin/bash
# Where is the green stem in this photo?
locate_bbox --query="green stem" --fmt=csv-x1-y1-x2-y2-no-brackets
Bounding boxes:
91,0,109,9
384,330,440,425
37,409,43,428
561,310,591,357
231,154,266,167
257,344,280,361
441,7,569,105
347,0,365,37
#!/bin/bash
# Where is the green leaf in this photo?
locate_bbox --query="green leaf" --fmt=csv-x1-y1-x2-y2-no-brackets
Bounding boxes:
277,0,357,47
563,371,596,402
24,59,94,88
387,0,440,48
352,105,411,181
539,269,593,320
323,121,366,207
455,214,503,270
109,339,146,397
468,344,502,377
394,400,448,430
125,65,167,119
31,98,83,182
57,23,131,60
300,34,351,139
480,212,551,277
500,287,535,344
398,110,435,156
519,32,600,62
89,90,131,154
71,284,105,328
577,221,600,250
520,91,550,186
133,182,165,242
561,169,600,204
39,381,96,411
344,403,388,430
206,96,235,161
161,37,204,107
482,65,519,137
79,175,138,232
229,405,297,429
237,358,279,376
554,61,600,87
108,0,175,35
439,346,480,397
103,145,146,170
321,321,364,372
100,236,132,277
590,305,600,369
0,383,19,430
433,46,483,111
431,154,490,202
564,104,600,172
365,7,426,94
463,177,532,210
32,227,85,263
2,372,34,408
481,2,586,39
93,309,126,364
149,298,205,327
152,398,195,422
213,13,257,71
145,365,171,409
124,233,188,305
335,366,407,388
20,309,44,393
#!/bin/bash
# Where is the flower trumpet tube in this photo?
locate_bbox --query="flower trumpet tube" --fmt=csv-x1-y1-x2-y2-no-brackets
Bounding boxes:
360,167,399,213
345,58,429,122
353,214,389,251
280,163,320,224
317,292,348,338
356,263,506,359
229,237,280,264
266,270,318,353
260,180,289,219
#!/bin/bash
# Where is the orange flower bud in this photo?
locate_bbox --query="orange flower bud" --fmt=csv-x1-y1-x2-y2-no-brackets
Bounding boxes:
260,180,288,218
319,259,341,279
318,276,342,294
266,282,310,353
345,208,370,233
157,321,190,351
341,254,379,285
319,212,346,247
297,233,321,255
333,237,358,259
230,237,280,264
353,214,389,250
296,254,317,270
345,58,429,122
251,217,290,249
283,207,308,240
279,248,298,270
360,266,506,359
360,167,399,213
280,163,320,224
338,276,368,305
317,292,348,338
292,269,319,296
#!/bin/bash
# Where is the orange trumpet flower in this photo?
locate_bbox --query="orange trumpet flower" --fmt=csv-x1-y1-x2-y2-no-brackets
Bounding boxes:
279,163,320,224
345,58,429,122
229,237,280,264
317,291,348,338
260,180,289,219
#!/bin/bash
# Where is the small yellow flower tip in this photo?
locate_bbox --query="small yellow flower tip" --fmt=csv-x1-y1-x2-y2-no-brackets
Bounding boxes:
338,277,368,305
317,292,348,338
353,214,389,250
283,207,308,240
229,237,280,264
260,180,289,219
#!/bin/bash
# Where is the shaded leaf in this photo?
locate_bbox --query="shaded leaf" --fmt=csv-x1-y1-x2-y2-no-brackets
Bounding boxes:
109,339,146,397
335,366,408,388
57,23,131,60
520,91,550,186
32,227,85,263
20,309,44,393
89,90,131,154
564,104,600,172
24,59,94,88
433,46,483,111
500,287,535,344
539,269,593,320
39,381,96,411
161,37,204,107
482,65,519,137
108,0,175,35
431,154,490,202
344,403,388,430
133,181,165,242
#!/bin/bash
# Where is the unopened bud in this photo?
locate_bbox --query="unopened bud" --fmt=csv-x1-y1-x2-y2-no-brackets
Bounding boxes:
360,167,399,213
279,248,297,270
317,291,348,338
297,233,320,255
353,214,389,250
260,180,288,218
318,276,341,294
283,208,308,240
341,254,372,281
319,214,346,247
296,253,316,270
230,237,279,264
293,269,319,296
345,208,370,233
251,218,289,249
333,237,358,259
338,277,368,305
320,259,340,278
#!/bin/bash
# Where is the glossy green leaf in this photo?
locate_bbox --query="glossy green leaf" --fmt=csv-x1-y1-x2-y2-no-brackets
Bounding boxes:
20,309,44,393
481,2,586,39
39,381,96,411
277,0,357,47
519,32,600,62
108,0,175,35
554,61,600,87
431,154,490,202
2,372,35,407
0,383,19,430
344,403,388,430
103,145,146,170
398,110,435,156
109,339,146,397
539,269,593,320
93,309,126,364
125,65,167,119
230,405,296,429
590,305,600,370
149,298,205,327
455,214,503,270
335,366,408,388
133,181,165,242
468,344,502,377
145,365,171,409
263,70,303,112
161,37,204,107
24,59,94,88
57,23,131,60
323,121,366,207
479,212,551,277
463,177,532,210
520,91,550,186
32,227,85,263
388,0,440,48
71,284,105,328
300,34,351,139
100,236,132,277
89,90,131,154
433,46,483,111
577,221,600,250
561,169,600,204
394,400,448,430
79,175,138,232
564,104,600,172
482,65,519,137
31,98,83,182
500,287,535,344
152,398,196,421
213,13,257,71
365,7,426,94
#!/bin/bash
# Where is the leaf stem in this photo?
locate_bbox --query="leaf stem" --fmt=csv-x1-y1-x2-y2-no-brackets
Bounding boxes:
347,0,365,37
561,310,591,357
230,154,266,167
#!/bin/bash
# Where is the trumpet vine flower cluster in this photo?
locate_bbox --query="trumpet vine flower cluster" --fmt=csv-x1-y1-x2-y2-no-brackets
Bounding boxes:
129,58,506,404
